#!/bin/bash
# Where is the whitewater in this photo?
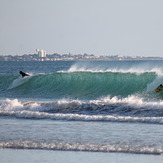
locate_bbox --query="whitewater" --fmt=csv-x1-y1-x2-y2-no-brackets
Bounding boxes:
0,60,163,155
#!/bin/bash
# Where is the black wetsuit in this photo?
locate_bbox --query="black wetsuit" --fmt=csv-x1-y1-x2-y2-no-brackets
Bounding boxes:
19,71,29,78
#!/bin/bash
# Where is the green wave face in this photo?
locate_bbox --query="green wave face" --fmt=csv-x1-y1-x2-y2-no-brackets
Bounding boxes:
2,72,157,99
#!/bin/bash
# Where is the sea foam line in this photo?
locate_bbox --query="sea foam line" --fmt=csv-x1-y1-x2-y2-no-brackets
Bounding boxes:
0,141,162,155
0,110,163,124
2,95,163,112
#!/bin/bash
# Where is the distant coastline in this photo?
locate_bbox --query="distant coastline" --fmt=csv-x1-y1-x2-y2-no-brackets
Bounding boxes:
0,53,163,61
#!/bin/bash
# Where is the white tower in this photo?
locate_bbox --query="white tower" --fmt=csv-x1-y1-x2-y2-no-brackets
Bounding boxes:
37,49,46,57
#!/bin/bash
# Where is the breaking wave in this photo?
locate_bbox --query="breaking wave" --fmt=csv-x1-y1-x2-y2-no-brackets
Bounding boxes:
0,71,158,99
0,97,163,124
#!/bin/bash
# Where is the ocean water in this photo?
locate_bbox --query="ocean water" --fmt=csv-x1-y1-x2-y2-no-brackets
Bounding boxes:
0,60,163,155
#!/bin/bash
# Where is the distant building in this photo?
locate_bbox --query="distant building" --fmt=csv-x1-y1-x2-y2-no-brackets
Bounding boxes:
36,49,46,58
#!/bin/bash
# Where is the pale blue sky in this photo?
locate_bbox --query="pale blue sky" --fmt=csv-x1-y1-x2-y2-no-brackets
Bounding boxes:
0,0,163,56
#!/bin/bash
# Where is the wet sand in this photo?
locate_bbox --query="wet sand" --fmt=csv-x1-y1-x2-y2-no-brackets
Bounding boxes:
0,148,163,163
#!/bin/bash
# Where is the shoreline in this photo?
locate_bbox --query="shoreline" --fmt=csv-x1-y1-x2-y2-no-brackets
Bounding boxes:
0,148,163,163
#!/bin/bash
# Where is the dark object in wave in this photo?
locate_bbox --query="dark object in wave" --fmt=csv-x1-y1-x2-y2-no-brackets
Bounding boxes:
154,84,163,93
19,71,30,78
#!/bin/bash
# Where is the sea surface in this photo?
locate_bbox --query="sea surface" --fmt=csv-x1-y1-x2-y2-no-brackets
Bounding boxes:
0,60,163,155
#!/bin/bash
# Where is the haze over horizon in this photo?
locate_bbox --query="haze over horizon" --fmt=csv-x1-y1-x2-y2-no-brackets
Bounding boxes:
0,0,163,57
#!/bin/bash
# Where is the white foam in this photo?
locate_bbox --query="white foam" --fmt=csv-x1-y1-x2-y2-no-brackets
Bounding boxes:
66,62,163,75
2,95,163,112
92,95,163,110
1,97,163,124
0,99,41,112
0,141,162,155
0,108,163,124
0,99,23,111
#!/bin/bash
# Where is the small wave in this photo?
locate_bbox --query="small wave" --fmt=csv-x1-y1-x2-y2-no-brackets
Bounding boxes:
1,95,163,113
1,110,163,124
1,97,163,123
0,141,162,155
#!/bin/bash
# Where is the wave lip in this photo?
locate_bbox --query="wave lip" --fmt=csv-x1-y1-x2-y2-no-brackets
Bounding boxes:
67,62,163,75
0,141,162,155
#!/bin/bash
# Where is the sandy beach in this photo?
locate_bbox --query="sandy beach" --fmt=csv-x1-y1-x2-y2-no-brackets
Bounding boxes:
0,148,163,163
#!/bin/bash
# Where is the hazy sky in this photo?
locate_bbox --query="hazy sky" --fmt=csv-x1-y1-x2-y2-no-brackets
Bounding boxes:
0,0,163,56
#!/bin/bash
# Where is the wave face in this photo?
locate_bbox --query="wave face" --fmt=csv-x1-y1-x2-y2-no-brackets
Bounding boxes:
1,71,156,99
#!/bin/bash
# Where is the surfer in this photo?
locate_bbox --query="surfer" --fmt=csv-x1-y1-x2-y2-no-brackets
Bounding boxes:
154,84,163,93
19,71,30,78
157,84,163,89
